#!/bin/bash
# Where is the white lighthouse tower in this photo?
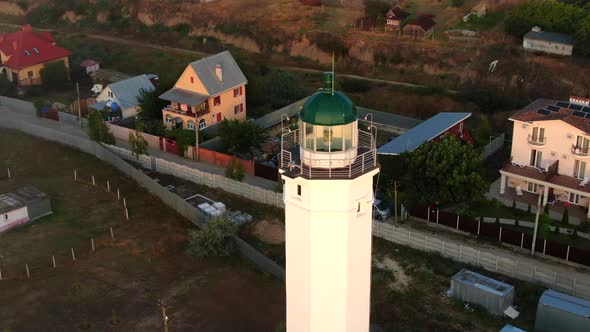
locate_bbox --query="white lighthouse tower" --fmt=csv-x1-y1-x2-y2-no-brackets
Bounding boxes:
280,72,379,332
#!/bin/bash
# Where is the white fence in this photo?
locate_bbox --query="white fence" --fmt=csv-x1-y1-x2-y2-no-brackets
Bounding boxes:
107,145,285,208
373,221,590,300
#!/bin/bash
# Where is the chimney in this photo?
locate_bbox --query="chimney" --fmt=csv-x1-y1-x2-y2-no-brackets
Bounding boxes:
22,24,32,33
215,64,223,82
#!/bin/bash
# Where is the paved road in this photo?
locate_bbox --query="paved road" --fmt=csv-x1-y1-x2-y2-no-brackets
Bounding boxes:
0,106,276,190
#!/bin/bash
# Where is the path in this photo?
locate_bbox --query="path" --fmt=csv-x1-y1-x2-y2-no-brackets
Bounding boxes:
0,106,276,190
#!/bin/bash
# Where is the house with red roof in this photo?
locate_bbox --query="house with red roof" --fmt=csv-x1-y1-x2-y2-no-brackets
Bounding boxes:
0,25,72,87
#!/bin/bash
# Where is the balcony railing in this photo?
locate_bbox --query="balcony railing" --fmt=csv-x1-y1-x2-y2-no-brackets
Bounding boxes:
162,104,209,118
280,129,377,179
527,135,546,146
572,145,590,157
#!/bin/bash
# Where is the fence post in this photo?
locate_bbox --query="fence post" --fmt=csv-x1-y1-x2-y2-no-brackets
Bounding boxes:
427,207,430,222
553,272,557,288
123,197,127,210
520,233,524,249
459,245,463,261
125,208,129,221
499,227,503,242
117,188,120,200
110,227,115,240
74,169,77,181
0,270,2,280
436,209,439,224
573,279,577,296
250,185,253,200
495,256,499,272
25,264,30,279
71,248,76,261
456,215,460,230
477,250,480,265
543,239,547,255
408,230,411,246
92,175,95,186
425,235,428,251
392,225,396,242
52,255,56,268
477,221,481,235
514,261,518,277
91,238,95,252
7,167,11,179
566,245,570,262
107,180,110,192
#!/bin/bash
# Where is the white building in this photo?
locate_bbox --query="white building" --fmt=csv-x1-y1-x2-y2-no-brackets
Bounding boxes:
279,72,379,332
523,27,574,56
89,74,155,121
500,97,590,217
0,187,52,233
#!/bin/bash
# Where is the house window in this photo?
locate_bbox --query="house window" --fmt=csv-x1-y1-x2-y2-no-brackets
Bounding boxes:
574,160,587,179
233,87,243,97
213,96,221,106
165,115,173,124
190,76,194,84
530,149,542,168
297,185,301,196
198,119,207,130
4,214,7,220
33,47,39,54
27,71,33,78
108,91,113,98
24,50,30,56
576,136,590,154
527,182,539,193
187,121,196,130
531,127,545,143
569,193,581,205
234,104,244,114
357,202,361,213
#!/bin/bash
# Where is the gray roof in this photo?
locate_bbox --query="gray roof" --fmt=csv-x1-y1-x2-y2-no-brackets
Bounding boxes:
159,87,209,106
378,112,471,155
0,187,48,214
107,74,155,109
357,106,422,131
452,269,513,296
524,31,574,45
539,289,590,318
189,51,247,96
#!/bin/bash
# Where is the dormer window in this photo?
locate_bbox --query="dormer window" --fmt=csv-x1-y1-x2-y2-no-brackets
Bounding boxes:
24,50,30,56
33,47,39,54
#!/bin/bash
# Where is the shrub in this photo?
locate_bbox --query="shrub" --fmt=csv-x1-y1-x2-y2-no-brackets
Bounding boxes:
129,123,149,160
87,109,115,144
544,204,549,215
17,0,28,11
527,203,531,216
512,200,517,215
571,229,578,241
495,216,500,225
554,225,560,234
187,217,238,258
562,207,569,225
165,129,196,156
225,158,246,182
451,0,464,7
39,60,70,90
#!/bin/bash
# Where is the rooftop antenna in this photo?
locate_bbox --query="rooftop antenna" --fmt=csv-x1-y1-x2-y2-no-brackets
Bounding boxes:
331,52,335,95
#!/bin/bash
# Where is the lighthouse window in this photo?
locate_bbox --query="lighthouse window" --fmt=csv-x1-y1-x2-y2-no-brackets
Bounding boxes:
331,125,343,151
344,123,353,150
297,185,301,196
305,122,314,149
317,126,332,152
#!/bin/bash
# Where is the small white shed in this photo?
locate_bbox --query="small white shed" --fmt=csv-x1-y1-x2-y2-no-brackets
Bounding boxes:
80,59,100,75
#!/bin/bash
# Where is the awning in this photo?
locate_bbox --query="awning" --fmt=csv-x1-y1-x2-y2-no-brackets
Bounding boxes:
159,87,209,106
89,101,107,110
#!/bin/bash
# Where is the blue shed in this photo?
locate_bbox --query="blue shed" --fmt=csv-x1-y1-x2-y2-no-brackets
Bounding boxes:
535,289,590,332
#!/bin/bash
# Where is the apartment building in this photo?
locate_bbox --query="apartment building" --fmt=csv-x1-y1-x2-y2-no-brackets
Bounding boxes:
500,97,590,217
159,51,247,131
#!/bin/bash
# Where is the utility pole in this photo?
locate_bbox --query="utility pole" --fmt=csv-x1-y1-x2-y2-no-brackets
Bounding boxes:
195,128,200,161
531,188,544,256
76,82,82,128
394,180,398,223
158,299,169,332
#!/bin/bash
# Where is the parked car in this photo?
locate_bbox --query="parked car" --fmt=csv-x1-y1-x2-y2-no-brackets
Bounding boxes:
373,199,392,221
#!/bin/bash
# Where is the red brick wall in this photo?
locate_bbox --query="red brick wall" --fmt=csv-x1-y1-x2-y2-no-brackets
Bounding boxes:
198,148,254,175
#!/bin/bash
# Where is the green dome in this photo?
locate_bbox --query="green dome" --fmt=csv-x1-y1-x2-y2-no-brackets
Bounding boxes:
299,90,357,126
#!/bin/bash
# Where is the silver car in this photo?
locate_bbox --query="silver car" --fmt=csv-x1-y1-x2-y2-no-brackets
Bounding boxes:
373,199,392,221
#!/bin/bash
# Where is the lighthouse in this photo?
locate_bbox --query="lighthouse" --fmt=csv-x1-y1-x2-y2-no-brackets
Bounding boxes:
279,72,379,332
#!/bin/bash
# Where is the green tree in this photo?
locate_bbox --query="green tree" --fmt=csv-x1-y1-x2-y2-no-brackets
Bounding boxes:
400,137,487,206
538,213,552,239
504,0,587,37
87,109,115,144
224,158,246,182
364,1,391,26
218,119,266,155
129,122,149,160
187,217,238,258
0,71,17,97
39,60,69,89
165,129,196,156
575,16,590,56
137,87,167,121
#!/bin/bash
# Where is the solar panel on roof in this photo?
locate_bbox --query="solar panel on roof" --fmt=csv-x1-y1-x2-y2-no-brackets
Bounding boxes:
547,105,560,112
556,101,570,108
572,111,586,117
537,109,551,115
570,104,583,111
583,107,590,113
584,113,590,119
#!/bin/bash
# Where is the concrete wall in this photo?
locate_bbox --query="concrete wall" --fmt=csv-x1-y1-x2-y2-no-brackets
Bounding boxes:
106,123,160,150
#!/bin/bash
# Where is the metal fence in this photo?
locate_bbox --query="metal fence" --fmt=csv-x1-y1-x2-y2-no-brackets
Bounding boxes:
481,133,505,160
0,117,286,282
372,221,590,300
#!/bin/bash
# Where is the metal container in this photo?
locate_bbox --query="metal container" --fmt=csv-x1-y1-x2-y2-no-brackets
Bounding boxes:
535,289,590,332
450,269,514,316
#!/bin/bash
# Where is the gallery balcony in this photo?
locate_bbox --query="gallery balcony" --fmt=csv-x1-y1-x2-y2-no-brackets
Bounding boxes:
527,135,546,146
571,145,590,158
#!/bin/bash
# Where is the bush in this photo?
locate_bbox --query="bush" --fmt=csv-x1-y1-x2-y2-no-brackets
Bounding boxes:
451,0,464,7
562,207,569,225
187,217,238,258
218,119,266,155
571,229,578,241
554,225,560,234
225,158,246,182
512,200,517,215
544,204,549,215
165,129,196,156
39,60,70,90
87,109,115,144
495,216,500,225
527,203,531,216
311,32,349,56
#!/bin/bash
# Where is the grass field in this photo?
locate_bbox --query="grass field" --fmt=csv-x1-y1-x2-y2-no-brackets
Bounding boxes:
0,130,285,331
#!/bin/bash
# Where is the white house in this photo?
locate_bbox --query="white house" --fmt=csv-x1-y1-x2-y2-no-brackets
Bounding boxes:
500,97,590,217
90,74,155,121
0,187,52,233
523,27,574,56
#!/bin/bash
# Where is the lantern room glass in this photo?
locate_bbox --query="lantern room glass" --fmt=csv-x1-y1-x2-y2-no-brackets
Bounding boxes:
299,120,355,152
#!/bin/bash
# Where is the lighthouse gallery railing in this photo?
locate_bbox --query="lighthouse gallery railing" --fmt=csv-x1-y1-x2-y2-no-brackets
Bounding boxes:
280,129,377,179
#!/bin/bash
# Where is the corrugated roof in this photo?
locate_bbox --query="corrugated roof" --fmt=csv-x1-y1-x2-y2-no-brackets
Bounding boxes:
0,187,48,214
159,87,209,106
189,51,247,96
539,289,590,318
0,26,71,70
451,269,514,296
106,74,155,109
377,112,471,155
524,31,574,45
